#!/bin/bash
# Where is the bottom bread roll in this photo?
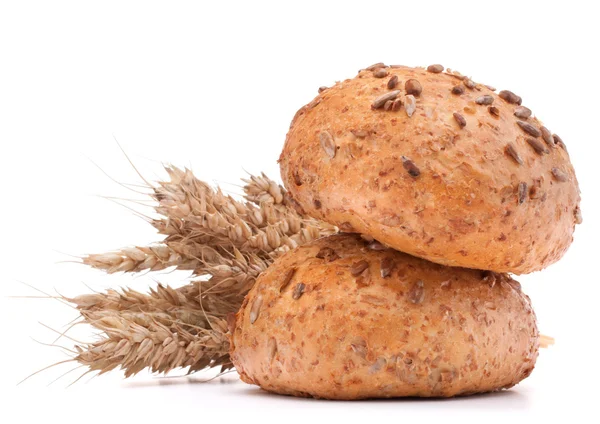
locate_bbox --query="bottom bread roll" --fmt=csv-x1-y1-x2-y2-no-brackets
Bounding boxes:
230,234,539,399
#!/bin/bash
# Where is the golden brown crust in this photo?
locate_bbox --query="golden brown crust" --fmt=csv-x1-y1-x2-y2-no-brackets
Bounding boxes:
279,64,581,274
230,234,539,400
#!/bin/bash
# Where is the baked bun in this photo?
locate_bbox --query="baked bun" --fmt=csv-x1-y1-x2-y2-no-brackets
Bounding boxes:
279,64,581,274
230,234,539,399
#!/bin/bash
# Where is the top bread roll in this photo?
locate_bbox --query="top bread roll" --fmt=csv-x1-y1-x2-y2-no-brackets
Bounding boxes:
279,63,581,274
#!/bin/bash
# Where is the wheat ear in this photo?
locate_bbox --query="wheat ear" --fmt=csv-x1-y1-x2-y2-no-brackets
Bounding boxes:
68,169,336,379
74,310,230,377
84,167,336,276
63,285,232,377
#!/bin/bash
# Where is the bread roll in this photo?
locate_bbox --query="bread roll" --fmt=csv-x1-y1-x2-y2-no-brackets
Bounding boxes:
279,64,581,274
230,234,539,399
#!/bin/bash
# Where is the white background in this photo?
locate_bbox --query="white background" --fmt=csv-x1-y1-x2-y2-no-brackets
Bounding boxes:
1,1,598,422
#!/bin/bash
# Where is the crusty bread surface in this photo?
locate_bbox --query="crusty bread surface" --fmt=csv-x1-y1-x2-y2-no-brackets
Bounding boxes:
279,64,581,274
230,234,539,399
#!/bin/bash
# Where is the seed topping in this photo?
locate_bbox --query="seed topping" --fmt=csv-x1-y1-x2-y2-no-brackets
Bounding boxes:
553,134,566,149
408,281,425,304
463,78,476,89
279,267,297,292
372,90,401,109
453,112,467,128
540,127,554,147
488,106,500,117
529,183,541,199
367,240,387,251
350,337,368,358
451,85,465,95
293,171,303,186
380,257,395,278
268,337,277,361
404,94,416,117
401,156,420,177
391,98,403,111
387,75,399,89
405,79,422,96
316,247,340,262
475,95,494,105
351,260,369,277
370,357,387,374
514,106,532,119
249,295,263,324
526,138,549,155
351,129,368,138
318,86,328,93
499,90,522,105
518,182,528,204
517,121,541,137
505,143,523,165
427,64,444,73
365,62,387,71
373,68,389,78
292,283,306,300
355,267,371,287
551,167,568,182
574,206,583,224
319,130,336,158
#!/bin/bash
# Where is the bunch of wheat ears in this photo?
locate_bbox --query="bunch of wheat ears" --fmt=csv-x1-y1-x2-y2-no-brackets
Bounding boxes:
37,166,337,381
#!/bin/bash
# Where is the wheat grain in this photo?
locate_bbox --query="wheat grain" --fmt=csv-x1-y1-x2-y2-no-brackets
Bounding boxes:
242,172,285,205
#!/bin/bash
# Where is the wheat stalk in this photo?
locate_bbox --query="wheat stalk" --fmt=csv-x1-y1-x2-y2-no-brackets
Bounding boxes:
63,168,337,379
85,167,336,276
